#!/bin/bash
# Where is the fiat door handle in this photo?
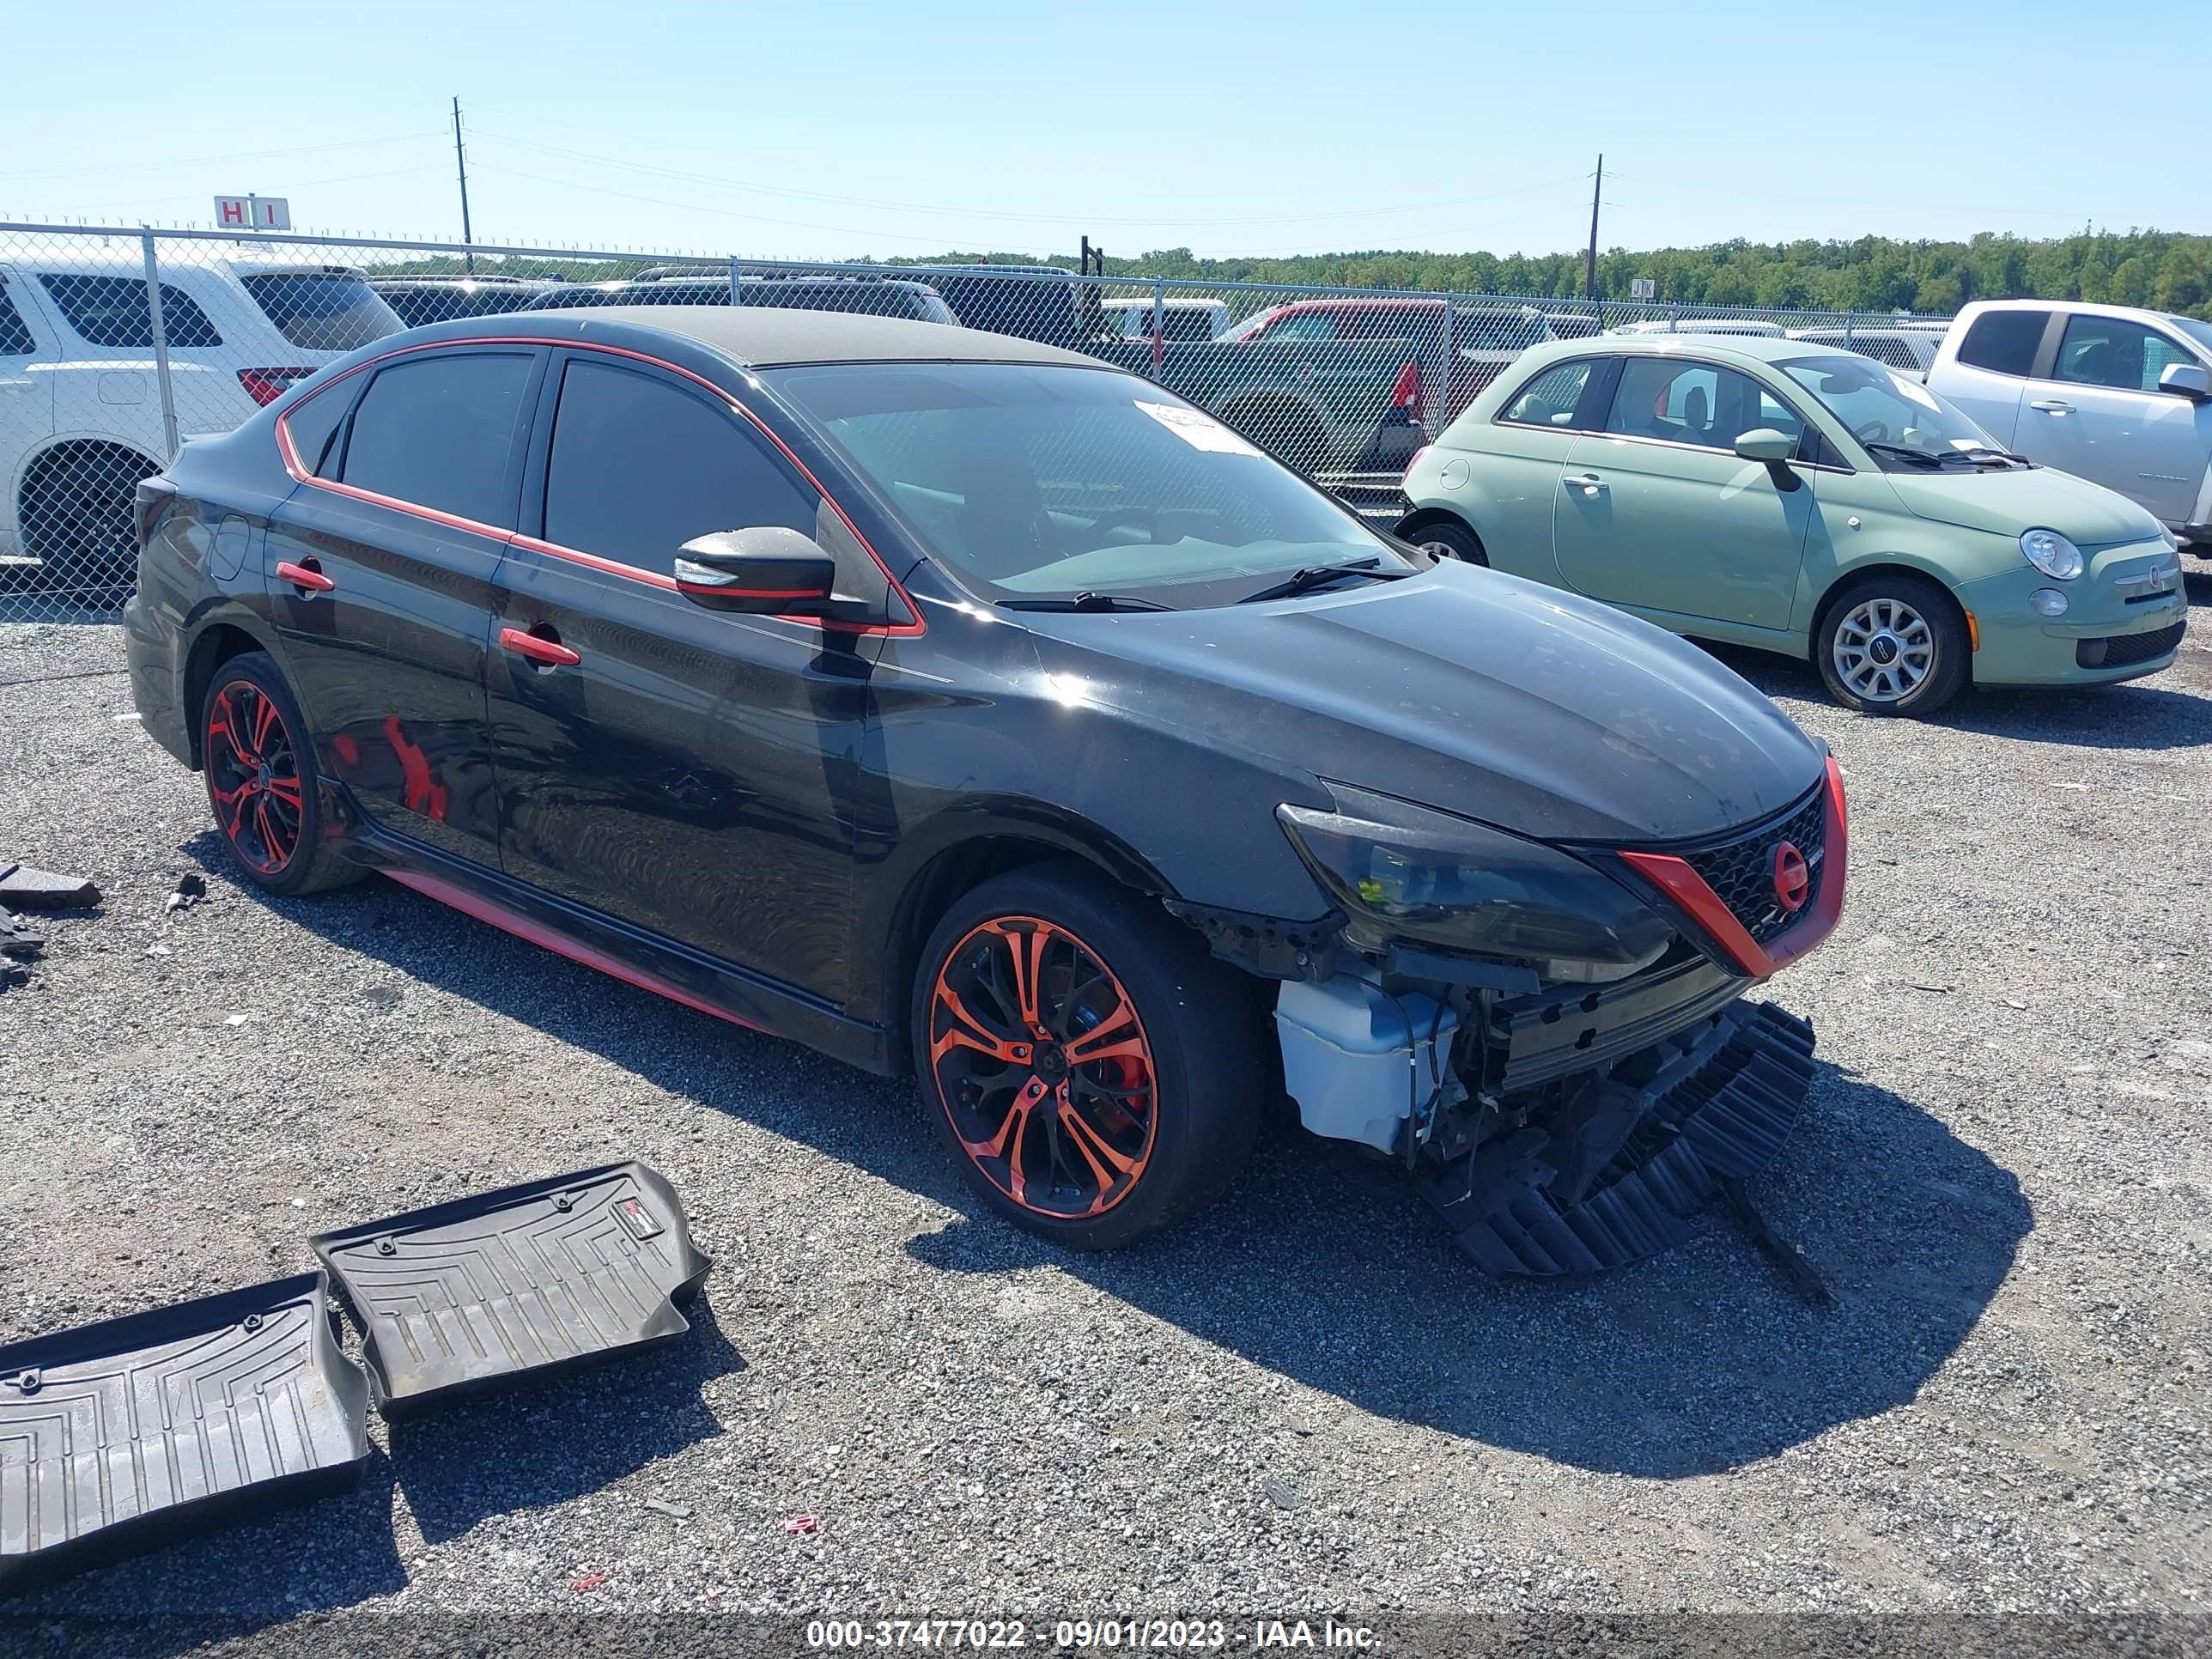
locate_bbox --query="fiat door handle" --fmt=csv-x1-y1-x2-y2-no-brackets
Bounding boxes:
2028,399,2075,414
275,559,334,593
1563,473,1608,494
499,626,580,668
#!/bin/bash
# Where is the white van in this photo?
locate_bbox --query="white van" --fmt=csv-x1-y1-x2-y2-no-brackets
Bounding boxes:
0,246,401,593
1101,295,1229,342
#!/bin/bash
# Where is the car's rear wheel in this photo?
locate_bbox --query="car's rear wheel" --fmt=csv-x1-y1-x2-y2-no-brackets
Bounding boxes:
912,863,1264,1249
198,652,362,896
1815,573,1968,717
19,441,161,602
1412,520,1488,567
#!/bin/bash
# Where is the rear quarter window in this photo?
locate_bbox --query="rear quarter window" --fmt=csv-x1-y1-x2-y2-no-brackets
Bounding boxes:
40,273,222,349
0,283,34,355
1498,361,1596,428
1954,310,2048,377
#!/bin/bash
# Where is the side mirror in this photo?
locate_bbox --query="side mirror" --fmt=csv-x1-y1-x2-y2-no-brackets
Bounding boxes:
2157,362,2211,402
674,526,839,615
1734,428,1796,464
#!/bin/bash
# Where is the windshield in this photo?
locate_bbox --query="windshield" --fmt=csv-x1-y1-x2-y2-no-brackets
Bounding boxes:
1777,355,2002,467
240,273,401,351
2168,316,2212,359
766,362,1411,609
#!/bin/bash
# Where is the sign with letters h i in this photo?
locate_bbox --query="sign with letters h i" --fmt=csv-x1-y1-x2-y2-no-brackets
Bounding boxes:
214,195,292,231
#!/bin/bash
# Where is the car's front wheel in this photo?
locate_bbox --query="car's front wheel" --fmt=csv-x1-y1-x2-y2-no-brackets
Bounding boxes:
1410,520,1488,567
912,862,1264,1249
1815,573,1968,717
198,652,363,895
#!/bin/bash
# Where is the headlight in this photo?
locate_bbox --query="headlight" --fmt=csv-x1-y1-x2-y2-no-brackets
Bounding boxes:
2020,527,2083,580
1277,784,1674,982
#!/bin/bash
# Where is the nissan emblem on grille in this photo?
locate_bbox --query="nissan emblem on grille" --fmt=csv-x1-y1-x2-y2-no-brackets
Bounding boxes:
1771,841,1811,912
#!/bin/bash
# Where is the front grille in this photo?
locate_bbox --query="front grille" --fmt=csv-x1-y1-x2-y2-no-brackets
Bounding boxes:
1679,788,1826,947
2078,621,2185,670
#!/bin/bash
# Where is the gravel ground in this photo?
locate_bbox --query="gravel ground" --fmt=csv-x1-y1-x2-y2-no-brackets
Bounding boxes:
1,581,2209,1651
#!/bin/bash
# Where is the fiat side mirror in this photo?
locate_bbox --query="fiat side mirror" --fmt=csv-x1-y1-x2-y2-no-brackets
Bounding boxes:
674,527,838,615
1734,428,1796,464
2157,362,2211,403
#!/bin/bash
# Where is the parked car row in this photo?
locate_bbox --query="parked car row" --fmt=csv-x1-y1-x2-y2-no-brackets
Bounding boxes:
1398,333,2188,716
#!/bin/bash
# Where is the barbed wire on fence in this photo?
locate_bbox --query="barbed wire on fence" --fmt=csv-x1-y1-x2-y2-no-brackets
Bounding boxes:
0,221,1953,629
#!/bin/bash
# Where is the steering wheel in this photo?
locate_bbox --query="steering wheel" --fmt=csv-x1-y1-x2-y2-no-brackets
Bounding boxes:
1852,418,1890,444
1089,507,1157,540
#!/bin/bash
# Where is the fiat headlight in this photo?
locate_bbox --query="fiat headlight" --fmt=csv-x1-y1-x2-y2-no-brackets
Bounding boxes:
2020,528,2084,580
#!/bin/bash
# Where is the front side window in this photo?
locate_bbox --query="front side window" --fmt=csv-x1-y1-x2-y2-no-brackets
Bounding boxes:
40,273,221,349
240,273,400,351
767,361,1408,609
338,351,537,526
1498,361,1595,428
1954,309,2048,377
542,358,817,573
1248,311,1337,342
1777,355,2002,471
2053,315,2199,392
1603,358,1793,451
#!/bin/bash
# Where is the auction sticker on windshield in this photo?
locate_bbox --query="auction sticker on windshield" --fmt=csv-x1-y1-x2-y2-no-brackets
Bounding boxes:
1134,399,1266,458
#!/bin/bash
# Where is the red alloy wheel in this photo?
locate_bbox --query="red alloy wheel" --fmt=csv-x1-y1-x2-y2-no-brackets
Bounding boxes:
927,915,1159,1218
204,678,305,876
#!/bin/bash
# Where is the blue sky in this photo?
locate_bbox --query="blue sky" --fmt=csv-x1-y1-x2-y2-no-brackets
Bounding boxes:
6,0,2203,262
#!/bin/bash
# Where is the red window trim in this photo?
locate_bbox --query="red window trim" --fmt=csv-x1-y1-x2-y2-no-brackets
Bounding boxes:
1618,757,1848,979
274,334,925,637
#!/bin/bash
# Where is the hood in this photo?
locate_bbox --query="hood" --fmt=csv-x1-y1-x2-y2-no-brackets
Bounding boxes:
1884,465,2165,544
1018,563,1826,844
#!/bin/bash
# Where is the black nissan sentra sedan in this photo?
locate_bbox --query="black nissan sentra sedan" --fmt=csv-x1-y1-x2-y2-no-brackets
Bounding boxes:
125,307,1845,1273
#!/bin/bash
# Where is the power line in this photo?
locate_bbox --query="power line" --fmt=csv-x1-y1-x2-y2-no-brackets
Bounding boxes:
0,132,442,183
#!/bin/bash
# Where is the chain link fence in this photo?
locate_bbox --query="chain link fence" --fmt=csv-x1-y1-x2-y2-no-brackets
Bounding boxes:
0,221,1952,647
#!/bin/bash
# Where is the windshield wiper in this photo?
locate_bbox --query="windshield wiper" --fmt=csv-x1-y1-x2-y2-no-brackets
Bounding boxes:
1942,446,2029,467
1000,592,1176,613
1235,558,1397,605
1862,441,1946,469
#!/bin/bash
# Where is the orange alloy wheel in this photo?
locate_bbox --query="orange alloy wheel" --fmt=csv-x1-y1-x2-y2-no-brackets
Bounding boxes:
927,915,1159,1218
204,678,306,876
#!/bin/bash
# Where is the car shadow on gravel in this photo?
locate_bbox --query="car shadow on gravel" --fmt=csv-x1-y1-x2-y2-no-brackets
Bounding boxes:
912,1058,2032,1480
191,837,2028,1492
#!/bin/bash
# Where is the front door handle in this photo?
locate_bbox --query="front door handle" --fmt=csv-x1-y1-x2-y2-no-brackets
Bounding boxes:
275,559,334,593
500,625,580,668
2028,398,2075,414
1563,472,1608,495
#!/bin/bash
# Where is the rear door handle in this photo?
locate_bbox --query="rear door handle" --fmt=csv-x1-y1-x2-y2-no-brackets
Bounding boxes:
500,625,580,668
2028,398,2075,414
1563,472,1608,494
275,559,334,593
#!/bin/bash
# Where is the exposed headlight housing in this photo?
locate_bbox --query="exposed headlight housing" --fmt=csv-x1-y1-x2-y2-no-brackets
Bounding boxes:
1276,784,1674,982
2020,527,2084,580
2158,524,2179,551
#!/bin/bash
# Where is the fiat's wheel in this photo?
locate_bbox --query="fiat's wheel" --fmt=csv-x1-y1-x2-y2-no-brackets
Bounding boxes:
197,651,362,895
1412,520,1488,567
913,863,1265,1249
1815,573,1967,717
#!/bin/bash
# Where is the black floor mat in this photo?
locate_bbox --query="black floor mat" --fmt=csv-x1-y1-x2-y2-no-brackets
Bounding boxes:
311,1163,711,1414
0,1273,369,1595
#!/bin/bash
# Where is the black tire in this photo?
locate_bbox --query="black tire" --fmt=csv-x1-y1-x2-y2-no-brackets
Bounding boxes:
1814,571,1969,717
1408,519,1488,567
20,442,161,601
911,860,1265,1250
198,652,363,896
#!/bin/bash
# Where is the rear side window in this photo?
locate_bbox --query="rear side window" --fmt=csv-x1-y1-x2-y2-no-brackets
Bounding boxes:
240,273,398,351
338,351,537,526
0,283,33,356
541,358,817,573
1498,361,1595,428
40,273,222,349
283,386,354,477
1954,310,2048,377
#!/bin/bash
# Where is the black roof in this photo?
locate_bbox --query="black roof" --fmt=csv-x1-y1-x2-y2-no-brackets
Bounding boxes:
473,305,1101,369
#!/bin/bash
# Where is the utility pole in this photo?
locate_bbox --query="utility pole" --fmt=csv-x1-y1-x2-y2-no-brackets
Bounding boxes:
1584,153,1602,301
453,96,476,274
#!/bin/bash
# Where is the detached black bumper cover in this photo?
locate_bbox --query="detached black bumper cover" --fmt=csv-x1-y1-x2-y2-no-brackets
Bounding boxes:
312,1162,711,1414
1422,1000,1817,1275
0,1273,368,1594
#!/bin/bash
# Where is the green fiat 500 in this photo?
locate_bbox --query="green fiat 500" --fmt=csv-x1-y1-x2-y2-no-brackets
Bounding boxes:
1397,335,2189,715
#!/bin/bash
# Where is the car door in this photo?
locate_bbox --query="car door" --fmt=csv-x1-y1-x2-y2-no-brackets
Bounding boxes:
1936,308,2049,448
487,349,878,1002
0,267,57,559
1553,356,1814,634
1462,356,1613,573
264,345,544,866
2020,312,2212,526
